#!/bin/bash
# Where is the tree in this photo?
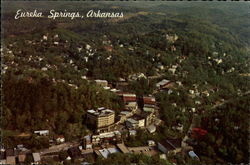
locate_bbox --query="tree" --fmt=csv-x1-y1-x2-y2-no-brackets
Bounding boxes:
59,151,68,161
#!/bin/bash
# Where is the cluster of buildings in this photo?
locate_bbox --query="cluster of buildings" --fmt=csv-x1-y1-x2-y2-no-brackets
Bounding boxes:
67,133,198,162
85,90,159,134
0,130,68,164
75,87,166,161
0,147,41,165
94,79,120,92
76,79,200,162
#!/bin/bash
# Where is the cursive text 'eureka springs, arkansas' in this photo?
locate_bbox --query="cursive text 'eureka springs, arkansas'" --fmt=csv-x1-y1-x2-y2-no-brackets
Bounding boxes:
14,9,124,20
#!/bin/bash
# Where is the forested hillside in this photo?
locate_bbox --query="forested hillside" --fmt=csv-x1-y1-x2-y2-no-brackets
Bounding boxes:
2,1,249,164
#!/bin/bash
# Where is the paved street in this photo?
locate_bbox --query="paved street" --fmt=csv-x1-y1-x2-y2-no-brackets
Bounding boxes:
40,141,79,156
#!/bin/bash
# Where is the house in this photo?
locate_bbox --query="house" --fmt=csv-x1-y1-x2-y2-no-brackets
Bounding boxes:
18,153,26,164
56,135,65,144
103,45,113,52
42,35,48,41
83,135,92,150
95,80,108,87
54,41,59,45
166,34,178,43
156,79,171,89
6,156,16,165
147,124,156,133
141,112,154,126
147,140,156,147
16,144,24,150
32,153,41,163
157,63,164,70
0,151,6,165
188,151,200,161
34,130,49,136
155,118,163,126
161,82,175,91
132,115,145,128
168,68,176,74
120,93,138,111
0,159,6,165
192,128,208,139
98,148,119,159
110,88,120,93
126,118,139,129
172,123,183,132
86,44,91,50
159,154,167,160
143,96,156,112
81,162,92,165
128,73,146,81
158,138,182,154
117,143,130,154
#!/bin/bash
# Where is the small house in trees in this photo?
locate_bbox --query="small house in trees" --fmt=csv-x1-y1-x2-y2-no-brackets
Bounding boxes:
32,153,41,164
56,135,65,144
188,151,200,161
34,130,49,136
143,96,156,113
83,135,92,150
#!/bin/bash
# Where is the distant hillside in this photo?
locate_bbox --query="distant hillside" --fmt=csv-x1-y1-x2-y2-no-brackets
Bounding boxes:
2,2,249,163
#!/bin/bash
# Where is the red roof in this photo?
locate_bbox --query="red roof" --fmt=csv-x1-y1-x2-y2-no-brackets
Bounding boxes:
123,97,137,102
144,101,155,105
192,128,208,138
104,45,113,52
143,97,155,105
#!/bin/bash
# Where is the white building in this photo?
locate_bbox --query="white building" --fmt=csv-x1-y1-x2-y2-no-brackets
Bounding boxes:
34,130,49,136
147,140,156,146
156,79,170,88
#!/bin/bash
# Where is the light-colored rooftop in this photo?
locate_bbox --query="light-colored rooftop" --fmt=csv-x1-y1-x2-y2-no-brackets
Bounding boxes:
107,148,119,154
156,79,170,87
120,111,131,115
123,93,136,97
147,125,156,133
127,118,138,124
32,153,41,162
84,135,91,141
87,108,114,116
98,148,120,159
99,149,109,158
95,79,108,83
117,143,130,153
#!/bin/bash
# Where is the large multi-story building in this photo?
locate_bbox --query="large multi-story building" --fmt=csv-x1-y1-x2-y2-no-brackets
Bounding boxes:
87,107,115,131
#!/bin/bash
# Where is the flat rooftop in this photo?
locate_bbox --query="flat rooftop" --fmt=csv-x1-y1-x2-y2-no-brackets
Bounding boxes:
87,108,114,116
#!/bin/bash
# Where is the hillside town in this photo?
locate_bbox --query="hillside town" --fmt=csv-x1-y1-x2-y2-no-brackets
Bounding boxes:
0,77,202,165
1,1,249,165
